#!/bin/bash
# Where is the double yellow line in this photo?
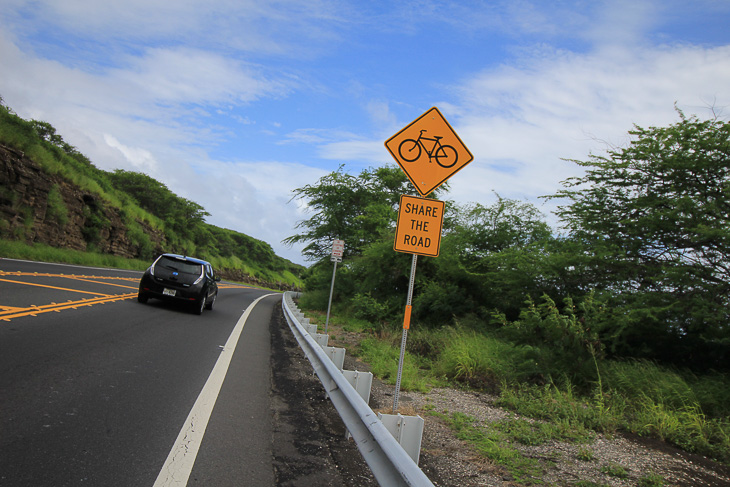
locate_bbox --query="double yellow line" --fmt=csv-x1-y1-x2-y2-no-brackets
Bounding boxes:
0,271,139,322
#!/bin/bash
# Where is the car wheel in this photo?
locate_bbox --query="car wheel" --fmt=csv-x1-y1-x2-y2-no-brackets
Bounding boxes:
205,292,216,310
195,297,205,315
138,293,148,304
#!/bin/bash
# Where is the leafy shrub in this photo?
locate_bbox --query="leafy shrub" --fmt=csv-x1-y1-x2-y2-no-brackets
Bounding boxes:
351,292,389,324
406,328,447,361
413,280,469,327
496,293,618,387
298,289,331,311
81,205,109,245
127,224,155,260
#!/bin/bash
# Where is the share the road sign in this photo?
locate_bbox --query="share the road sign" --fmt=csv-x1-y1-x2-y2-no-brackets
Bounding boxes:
394,195,445,257
385,107,473,197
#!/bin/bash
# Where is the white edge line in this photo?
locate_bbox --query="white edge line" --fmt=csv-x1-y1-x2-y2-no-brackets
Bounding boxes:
152,293,278,487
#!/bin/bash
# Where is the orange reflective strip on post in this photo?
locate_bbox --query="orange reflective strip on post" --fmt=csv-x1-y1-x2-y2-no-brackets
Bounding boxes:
403,305,412,330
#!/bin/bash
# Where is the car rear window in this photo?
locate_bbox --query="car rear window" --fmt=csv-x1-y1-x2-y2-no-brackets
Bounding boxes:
156,256,203,275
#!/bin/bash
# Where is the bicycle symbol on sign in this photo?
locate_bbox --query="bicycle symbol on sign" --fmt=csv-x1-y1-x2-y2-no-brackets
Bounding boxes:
397,129,458,168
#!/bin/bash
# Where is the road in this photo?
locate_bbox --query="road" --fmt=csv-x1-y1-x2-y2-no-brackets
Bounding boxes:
0,258,375,486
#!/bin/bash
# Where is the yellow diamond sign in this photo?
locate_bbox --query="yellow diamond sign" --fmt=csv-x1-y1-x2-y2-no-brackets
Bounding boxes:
385,107,473,196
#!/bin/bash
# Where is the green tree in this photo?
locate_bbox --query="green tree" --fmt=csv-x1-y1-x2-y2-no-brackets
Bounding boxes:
109,169,210,242
423,196,562,324
284,165,435,261
31,120,64,146
550,112,730,368
447,195,552,258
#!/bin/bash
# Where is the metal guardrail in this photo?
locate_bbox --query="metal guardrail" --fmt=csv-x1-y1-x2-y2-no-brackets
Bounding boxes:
281,292,434,487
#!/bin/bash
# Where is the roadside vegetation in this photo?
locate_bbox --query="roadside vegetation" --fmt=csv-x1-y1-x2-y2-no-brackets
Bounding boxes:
289,111,730,470
309,307,730,470
0,239,152,271
0,98,302,287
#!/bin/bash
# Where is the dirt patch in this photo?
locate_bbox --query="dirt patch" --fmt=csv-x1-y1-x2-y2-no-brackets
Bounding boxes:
269,308,377,486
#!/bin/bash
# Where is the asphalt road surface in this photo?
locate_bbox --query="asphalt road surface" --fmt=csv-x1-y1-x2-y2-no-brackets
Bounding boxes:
0,258,374,486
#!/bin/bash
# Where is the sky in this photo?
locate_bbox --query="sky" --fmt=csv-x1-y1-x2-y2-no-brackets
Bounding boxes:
1,0,729,266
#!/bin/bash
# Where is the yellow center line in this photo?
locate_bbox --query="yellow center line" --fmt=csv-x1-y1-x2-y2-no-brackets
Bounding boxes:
0,270,253,323
0,305,27,312
0,293,138,321
0,278,114,297
66,276,139,290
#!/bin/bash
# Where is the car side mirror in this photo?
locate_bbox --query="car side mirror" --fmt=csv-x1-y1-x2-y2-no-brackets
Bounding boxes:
214,275,221,282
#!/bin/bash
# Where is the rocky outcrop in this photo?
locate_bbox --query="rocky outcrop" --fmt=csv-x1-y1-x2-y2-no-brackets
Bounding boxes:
0,142,301,290
0,143,166,258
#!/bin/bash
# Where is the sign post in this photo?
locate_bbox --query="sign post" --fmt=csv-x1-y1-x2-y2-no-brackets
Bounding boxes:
385,107,472,413
325,239,344,334
391,195,444,412
393,252,417,413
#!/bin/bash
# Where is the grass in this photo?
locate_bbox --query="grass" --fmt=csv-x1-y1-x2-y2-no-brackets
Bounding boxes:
494,417,594,446
577,447,595,462
0,239,151,271
638,471,665,486
358,337,431,392
302,305,730,473
429,410,547,485
600,462,629,478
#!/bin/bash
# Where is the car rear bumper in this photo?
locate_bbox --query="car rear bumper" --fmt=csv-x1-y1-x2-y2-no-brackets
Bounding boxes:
138,279,203,303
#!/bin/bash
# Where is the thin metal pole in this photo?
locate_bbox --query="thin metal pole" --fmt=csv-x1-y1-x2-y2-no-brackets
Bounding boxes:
324,260,337,334
393,253,417,413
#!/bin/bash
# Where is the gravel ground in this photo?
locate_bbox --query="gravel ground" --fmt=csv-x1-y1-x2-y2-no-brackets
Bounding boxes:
325,325,730,487
387,386,730,487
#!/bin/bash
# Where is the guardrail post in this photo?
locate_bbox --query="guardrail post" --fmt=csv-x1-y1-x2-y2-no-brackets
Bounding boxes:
377,413,425,465
323,346,346,370
313,333,329,348
343,370,372,404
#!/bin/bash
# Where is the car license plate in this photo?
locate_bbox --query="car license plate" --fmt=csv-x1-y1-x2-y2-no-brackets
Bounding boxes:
163,288,176,296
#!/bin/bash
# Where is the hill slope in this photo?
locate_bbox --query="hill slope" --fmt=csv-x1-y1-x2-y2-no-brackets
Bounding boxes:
0,101,302,289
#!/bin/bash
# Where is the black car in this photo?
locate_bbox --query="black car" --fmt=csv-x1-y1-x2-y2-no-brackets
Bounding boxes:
137,253,220,315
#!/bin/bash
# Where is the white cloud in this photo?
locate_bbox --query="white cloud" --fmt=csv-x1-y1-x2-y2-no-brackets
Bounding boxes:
321,42,730,225
114,47,287,105
1,0,347,57
0,28,323,264
103,134,159,172
434,43,730,226
319,139,390,164
175,159,328,263
2,0,729,267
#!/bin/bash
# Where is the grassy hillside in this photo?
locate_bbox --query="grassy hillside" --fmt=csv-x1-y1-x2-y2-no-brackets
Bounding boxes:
0,98,303,287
